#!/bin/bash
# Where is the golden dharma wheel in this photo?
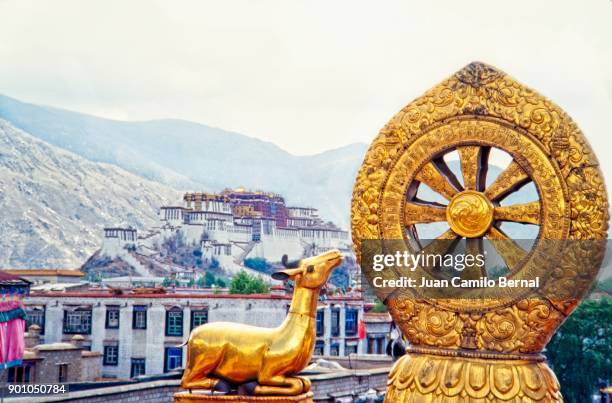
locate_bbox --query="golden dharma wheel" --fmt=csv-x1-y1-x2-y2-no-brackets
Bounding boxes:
351,62,608,402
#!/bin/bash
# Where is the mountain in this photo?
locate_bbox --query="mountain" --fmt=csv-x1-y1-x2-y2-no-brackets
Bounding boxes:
0,119,180,268
0,95,540,269
0,94,368,227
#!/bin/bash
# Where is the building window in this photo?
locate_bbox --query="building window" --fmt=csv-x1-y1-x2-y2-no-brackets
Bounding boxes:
8,364,32,383
103,345,119,366
105,306,120,329
58,364,68,383
190,310,208,331
133,305,147,329
367,336,385,355
63,308,92,334
316,310,325,337
345,342,358,355
331,309,340,337
314,340,325,356
164,347,183,372
345,309,358,337
166,308,183,337
131,358,146,377
26,307,45,335
330,343,339,356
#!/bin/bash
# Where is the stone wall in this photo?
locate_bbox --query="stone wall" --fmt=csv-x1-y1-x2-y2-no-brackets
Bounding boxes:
9,368,390,402
34,349,82,384
310,368,389,401
314,354,392,370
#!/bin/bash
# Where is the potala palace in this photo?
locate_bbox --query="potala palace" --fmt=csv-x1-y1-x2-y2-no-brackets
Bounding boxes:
98,189,353,279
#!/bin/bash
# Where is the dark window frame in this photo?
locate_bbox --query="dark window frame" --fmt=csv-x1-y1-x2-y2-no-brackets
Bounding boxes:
164,347,183,372
63,308,92,335
8,364,32,383
132,305,147,329
26,307,45,335
58,364,68,383
190,309,208,331
345,309,358,337
130,358,146,377
314,340,325,356
330,342,340,356
316,310,325,336
331,308,340,337
103,345,119,366
165,308,183,337
105,306,120,329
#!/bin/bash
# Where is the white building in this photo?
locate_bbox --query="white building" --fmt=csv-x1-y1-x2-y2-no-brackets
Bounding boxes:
24,290,365,379
100,191,352,276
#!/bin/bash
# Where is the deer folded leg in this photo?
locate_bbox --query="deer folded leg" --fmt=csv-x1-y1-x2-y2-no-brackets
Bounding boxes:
296,376,311,391
254,375,306,396
181,343,226,390
181,376,224,391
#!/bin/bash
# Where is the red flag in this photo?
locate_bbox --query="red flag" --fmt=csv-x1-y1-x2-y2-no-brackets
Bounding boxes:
358,319,366,340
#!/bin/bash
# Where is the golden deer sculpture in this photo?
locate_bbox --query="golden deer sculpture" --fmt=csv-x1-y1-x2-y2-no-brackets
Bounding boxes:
180,249,343,396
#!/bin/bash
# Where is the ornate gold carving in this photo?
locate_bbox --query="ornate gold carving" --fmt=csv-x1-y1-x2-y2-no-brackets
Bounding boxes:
415,162,460,201
403,202,446,226
174,392,314,403
485,160,530,202
494,201,541,225
446,190,494,238
387,354,562,402
351,62,608,402
485,227,528,273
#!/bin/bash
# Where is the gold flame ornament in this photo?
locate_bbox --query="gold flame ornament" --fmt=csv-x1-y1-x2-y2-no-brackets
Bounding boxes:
351,62,608,402
177,249,342,399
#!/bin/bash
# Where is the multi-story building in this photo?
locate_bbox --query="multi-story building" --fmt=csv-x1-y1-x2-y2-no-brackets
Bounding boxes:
1,326,102,384
99,189,352,278
221,188,288,227
23,288,365,380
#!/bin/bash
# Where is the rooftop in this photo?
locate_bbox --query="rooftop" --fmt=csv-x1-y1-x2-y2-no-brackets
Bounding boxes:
27,290,363,301
31,282,90,292
2,269,85,277
34,342,81,351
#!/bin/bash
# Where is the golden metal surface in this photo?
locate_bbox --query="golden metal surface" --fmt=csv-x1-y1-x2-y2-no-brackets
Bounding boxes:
351,62,609,402
386,353,561,402
180,250,342,396
174,392,314,403
446,190,494,238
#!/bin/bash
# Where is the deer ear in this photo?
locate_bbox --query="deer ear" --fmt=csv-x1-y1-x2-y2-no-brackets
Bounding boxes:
272,267,303,280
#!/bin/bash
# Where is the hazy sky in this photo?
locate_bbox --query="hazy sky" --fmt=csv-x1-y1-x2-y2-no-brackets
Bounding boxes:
0,1,610,171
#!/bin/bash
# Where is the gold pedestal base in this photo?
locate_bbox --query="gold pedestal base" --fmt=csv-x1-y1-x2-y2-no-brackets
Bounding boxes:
174,391,314,403
385,352,562,402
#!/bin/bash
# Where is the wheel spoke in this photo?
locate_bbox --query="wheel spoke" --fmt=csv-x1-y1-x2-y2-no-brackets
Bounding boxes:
458,146,489,191
462,238,486,279
485,226,528,272
494,201,541,225
421,229,460,257
404,201,447,226
415,161,460,201
484,160,530,201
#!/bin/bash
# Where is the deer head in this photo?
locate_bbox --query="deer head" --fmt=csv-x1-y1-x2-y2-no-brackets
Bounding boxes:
272,249,343,289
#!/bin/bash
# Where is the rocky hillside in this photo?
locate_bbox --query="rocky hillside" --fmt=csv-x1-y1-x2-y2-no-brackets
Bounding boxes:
0,94,367,227
0,119,180,268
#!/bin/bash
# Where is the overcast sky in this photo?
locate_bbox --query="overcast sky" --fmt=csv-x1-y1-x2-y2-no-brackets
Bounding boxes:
0,0,610,173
